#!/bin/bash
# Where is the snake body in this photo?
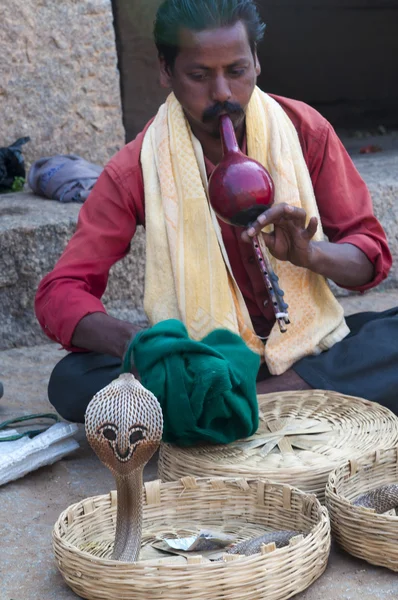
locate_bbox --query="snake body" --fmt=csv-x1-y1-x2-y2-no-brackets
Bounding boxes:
226,530,301,555
85,373,163,562
352,484,398,513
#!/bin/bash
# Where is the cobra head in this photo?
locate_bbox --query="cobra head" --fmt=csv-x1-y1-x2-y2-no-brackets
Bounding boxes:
85,373,163,478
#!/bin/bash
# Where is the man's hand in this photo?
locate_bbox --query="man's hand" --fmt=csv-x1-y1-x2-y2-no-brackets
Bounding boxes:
241,203,375,288
241,203,318,268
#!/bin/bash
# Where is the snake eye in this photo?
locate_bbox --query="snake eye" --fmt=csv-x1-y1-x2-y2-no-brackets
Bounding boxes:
129,430,144,445
102,427,117,442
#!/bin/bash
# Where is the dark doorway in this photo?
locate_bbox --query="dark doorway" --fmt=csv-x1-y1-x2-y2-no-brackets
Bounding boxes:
111,0,398,141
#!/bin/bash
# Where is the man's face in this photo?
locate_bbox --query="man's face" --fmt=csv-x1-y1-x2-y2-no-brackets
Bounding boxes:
160,21,261,137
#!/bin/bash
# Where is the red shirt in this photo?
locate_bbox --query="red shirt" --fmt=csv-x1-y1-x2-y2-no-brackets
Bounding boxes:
35,94,392,350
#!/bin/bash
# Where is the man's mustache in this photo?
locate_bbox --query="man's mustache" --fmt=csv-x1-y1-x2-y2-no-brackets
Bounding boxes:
202,101,245,123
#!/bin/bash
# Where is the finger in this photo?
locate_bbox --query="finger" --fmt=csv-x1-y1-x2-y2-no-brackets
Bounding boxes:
242,219,269,241
288,207,307,229
260,231,276,252
241,229,252,243
243,204,309,240
243,204,289,241
305,216,318,240
255,203,290,228
256,204,307,230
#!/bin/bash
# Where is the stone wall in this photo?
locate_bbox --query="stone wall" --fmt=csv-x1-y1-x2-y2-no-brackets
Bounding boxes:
0,0,125,169
0,192,147,350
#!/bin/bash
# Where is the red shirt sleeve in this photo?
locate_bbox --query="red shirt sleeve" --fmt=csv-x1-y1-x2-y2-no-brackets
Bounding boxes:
274,95,392,292
34,126,148,351
309,121,392,291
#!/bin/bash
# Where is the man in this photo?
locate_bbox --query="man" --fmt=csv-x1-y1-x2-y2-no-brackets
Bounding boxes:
35,0,396,424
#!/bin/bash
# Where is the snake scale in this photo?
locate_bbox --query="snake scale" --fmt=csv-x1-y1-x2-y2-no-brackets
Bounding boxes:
85,373,398,561
226,530,301,554
352,485,398,513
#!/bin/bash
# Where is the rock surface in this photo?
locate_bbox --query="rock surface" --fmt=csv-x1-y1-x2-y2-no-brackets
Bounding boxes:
0,192,146,350
0,0,125,169
354,152,398,289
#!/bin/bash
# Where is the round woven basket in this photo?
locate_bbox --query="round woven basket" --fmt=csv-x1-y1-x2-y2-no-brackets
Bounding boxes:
159,390,398,502
325,446,398,571
53,477,330,600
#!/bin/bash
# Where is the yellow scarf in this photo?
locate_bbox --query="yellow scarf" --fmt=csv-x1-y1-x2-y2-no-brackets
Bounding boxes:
140,88,349,375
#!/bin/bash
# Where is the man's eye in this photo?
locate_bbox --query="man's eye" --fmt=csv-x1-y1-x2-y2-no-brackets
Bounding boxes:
230,68,246,77
102,428,117,441
190,72,207,81
130,430,144,445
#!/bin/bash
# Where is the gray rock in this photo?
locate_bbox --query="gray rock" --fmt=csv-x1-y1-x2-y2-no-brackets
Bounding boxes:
0,0,125,170
354,151,398,290
332,151,398,298
0,192,145,349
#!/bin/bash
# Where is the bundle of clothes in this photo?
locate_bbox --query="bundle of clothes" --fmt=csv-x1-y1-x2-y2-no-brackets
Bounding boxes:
28,154,103,203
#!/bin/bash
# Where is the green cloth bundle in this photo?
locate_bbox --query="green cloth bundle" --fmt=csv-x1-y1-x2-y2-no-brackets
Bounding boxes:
123,319,260,446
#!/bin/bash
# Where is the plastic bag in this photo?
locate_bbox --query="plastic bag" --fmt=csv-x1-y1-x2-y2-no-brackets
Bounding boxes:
0,422,79,486
0,137,30,192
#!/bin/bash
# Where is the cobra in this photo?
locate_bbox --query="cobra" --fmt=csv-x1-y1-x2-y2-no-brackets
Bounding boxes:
85,373,163,562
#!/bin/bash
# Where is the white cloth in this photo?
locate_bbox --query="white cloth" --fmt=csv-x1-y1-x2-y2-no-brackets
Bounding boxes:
0,422,79,486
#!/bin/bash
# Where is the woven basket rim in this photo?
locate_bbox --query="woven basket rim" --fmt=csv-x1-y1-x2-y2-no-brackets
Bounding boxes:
159,390,398,501
325,445,398,571
54,476,328,569
53,476,332,599
326,445,398,519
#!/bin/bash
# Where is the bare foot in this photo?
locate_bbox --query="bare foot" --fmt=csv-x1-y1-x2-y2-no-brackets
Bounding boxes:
256,368,311,395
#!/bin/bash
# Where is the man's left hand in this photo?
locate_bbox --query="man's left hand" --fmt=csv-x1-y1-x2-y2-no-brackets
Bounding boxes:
241,203,318,268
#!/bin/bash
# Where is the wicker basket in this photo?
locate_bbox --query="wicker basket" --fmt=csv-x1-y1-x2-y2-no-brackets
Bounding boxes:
325,446,398,571
53,477,330,600
159,390,398,502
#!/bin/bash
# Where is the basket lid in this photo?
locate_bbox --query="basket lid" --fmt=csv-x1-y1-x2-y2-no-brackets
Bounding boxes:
159,390,398,500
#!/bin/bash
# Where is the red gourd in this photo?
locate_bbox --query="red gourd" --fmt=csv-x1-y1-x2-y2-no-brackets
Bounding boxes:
208,114,275,227
208,115,289,333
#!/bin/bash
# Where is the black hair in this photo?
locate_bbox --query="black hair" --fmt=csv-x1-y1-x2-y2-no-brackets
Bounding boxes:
154,0,265,69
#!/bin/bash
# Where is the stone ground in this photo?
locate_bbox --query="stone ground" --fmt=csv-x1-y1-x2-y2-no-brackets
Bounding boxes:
1,290,398,599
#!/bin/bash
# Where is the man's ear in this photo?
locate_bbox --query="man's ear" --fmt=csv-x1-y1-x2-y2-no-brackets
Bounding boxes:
159,56,172,88
254,49,261,76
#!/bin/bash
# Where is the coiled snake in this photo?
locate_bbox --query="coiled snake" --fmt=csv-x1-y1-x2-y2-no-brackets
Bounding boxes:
352,485,398,513
85,373,398,561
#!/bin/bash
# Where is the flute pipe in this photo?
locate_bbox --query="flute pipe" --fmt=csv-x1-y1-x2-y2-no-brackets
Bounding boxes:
256,233,290,320
252,235,289,333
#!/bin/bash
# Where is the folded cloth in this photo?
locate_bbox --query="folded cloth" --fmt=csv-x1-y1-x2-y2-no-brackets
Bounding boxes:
0,422,79,486
28,154,102,202
127,319,260,446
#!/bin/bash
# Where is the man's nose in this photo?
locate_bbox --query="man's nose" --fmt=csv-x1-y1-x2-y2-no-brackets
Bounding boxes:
210,75,232,104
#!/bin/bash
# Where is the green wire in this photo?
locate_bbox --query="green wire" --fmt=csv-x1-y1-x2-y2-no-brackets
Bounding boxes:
0,413,60,442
